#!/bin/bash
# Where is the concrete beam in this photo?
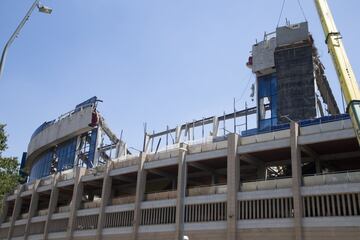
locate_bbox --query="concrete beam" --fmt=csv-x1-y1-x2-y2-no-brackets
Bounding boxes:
188,162,223,176
298,128,355,145
115,175,136,183
319,151,360,161
302,145,321,173
301,145,319,159
264,151,360,167
148,169,176,180
240,154,264,166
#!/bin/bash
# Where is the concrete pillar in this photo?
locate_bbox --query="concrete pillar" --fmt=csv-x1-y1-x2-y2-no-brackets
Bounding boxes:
66,167,86,240
315,159,321,174
227,133,240,240
174,143,188,240
0,193,9,225
212,117,219,137
291,122,303,240
24,180,41,239
96,161,114,240
256,164,266,180
7,185,24,239
132,153,147,240
43,173,61,239
211,174,217,185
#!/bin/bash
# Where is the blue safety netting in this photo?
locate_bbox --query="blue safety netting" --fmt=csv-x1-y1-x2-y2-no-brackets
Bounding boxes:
85,128,98,169
29,151,52,182
57,137,77,171
258,74,278,129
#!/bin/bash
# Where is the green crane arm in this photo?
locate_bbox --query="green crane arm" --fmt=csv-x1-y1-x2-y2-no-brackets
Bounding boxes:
314,0,360,145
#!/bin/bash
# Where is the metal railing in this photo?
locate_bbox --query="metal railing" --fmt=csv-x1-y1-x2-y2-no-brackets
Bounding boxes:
242,113,350,137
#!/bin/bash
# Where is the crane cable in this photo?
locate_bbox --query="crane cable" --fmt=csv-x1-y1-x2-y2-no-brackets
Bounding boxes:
276,0,308,28
276,0,287,28
296,0,308,22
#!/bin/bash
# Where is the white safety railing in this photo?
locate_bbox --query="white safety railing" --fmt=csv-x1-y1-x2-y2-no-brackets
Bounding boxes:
29,221,45,235
104,210,134,228
302,193,360,217
75,214,99,230
48,218,68,233
140,207,176,225
185,201,227,223
0,227,9,239
237,197,294,220
12,224,26,237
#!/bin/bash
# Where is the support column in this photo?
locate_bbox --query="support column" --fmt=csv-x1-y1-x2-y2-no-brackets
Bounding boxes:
43,173,61,239
0,193,9,225
256,164,266,180
66,167,86,240
132,153,147,240
212,117,219,137
174,143,188,240
96,162,113,240
315,159,321,174
227,133,240,240
24,180,41,239
7,185,24,239
291,122,303,240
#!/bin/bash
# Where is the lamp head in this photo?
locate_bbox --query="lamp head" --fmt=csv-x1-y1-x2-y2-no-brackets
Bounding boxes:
37,4,52,14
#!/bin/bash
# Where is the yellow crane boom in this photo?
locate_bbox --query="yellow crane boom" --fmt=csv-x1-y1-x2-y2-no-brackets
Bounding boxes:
314,0,360,145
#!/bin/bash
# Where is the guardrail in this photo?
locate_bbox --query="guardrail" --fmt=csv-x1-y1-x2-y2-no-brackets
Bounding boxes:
242,113,350,137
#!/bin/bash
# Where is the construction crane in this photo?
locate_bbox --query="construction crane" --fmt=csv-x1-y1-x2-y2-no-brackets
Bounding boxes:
314,0,360,146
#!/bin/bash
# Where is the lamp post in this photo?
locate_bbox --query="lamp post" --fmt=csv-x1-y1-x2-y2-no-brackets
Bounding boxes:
0,0,52,81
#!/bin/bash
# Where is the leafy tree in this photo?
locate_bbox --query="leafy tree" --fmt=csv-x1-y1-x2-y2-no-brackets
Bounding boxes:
0,124,21,212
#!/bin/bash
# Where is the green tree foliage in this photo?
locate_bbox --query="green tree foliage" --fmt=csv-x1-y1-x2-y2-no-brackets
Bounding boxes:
0,124,20,212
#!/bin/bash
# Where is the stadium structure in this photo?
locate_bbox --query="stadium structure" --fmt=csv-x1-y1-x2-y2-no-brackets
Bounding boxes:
1,5,360,240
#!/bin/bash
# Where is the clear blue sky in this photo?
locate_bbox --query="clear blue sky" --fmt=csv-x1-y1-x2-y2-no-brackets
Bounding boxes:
1,0,359,159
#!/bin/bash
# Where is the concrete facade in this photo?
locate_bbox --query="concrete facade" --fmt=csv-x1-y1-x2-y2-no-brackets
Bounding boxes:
1,117,359,240
26,106,94,170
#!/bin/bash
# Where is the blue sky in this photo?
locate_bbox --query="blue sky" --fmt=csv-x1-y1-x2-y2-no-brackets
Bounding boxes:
0,0,359,159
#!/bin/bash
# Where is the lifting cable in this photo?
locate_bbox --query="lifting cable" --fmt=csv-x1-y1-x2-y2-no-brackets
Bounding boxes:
276,0,287,28
296,0,308,22
277,0,308,28
236,73,254,104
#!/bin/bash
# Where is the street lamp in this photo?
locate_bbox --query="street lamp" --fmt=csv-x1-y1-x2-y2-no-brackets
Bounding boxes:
38,4,53,14
0,0,52,81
